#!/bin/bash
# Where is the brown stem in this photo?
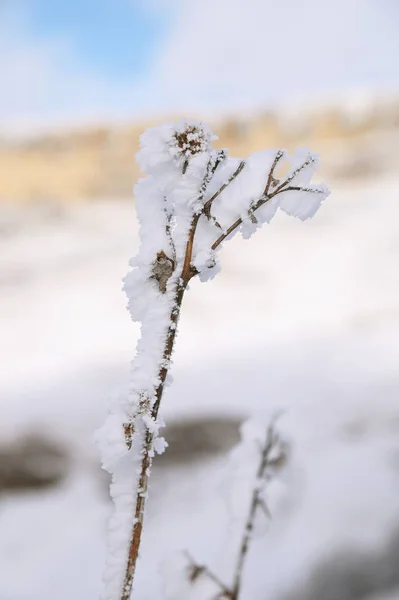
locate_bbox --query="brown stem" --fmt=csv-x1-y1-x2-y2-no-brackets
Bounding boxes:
186,424,281,600
121,430,153,600
181,213,201,281
198,149,226,203
211,172,325,251
121,280,187,600
211,217,242,251
272,155,316,195
119,150,304,599
152,281,187,419
280,185,327,194
185,552,234,599
121,155,220,599
264,150,284,196
181,153,232,281
231,425,276,600
211,153,284,251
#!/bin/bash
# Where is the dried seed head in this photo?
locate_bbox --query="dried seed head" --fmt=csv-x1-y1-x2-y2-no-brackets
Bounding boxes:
169,122,216,170
137,120,216,174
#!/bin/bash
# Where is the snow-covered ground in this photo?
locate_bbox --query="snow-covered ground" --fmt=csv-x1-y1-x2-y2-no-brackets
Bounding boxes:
1,174,399,599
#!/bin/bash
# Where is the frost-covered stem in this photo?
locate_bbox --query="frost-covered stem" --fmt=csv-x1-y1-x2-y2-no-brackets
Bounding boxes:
211,151,283,251
121,431,152,600
185,421,282,600
121,156,323,598
121,282,187,600
185,552,234,599
202,161,245,230
152,281,187,419
164,197,176,263
231,424,277,600
212,217,243,251
103,121,329,600
120,152,232,600
204,160,246,213
181,215,201,281
264,150,284,195
212,155,324,251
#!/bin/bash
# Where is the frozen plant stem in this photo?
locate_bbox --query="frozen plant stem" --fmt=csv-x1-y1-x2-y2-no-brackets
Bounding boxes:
231,424,280,600
185,421,284,600
121,281,187,600
121,153,235,599
100,121,329,600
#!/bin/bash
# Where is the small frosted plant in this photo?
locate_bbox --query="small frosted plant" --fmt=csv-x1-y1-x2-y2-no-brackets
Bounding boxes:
173,416,288,600
99,120,330,600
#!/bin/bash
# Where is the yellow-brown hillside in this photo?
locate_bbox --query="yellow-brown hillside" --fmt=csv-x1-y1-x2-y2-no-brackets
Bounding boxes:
1,98,398,203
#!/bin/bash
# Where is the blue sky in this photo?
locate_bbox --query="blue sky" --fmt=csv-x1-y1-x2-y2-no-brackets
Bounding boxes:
24,0,170,80
1,0,399,134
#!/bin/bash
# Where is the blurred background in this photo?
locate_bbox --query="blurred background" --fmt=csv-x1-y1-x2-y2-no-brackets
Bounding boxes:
1,1,399,599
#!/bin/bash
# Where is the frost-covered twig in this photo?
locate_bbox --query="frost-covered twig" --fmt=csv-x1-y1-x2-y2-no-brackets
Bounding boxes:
204,160,246,213
184,551,234,599
212,153,327,251
231,421,285,599
164,197,176,263
121,281,187,600
99,120,329,600
183,419,286,600
203,159,244,230
264,149,284,195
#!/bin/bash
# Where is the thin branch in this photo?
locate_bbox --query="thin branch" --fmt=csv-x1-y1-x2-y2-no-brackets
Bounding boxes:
198,149,226,203
121,430,152,600
231,423,280,600
213,149,227,174
181,213,201,281
211,217,242,250
211,162,325,252
152,281,186,420
183,422,283,600
181,154,224,281
164,197,176,263
203,160,246,216
121,278,187,599
242,150,283,226
272,155,316,195
281,185,327,194
264,150,284,196
257,497,272,519
185,552,234,599
209,213,223,229
183,160,246,276
211,154,283,251
198,569,234,599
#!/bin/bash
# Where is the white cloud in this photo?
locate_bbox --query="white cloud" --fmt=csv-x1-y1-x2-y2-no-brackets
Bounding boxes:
1,0,399,134
143,0,399,112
